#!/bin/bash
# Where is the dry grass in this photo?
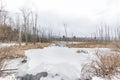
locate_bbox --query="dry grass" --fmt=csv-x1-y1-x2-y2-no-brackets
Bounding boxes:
0,43,50,76
0,59,6,76
81,53,120,80
82,52,120,79
67,42,116,48
0,43,50,59
0,47,24,59
111,42,120,52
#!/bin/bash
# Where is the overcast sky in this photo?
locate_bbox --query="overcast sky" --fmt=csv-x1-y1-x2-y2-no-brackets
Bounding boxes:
3,0,120,37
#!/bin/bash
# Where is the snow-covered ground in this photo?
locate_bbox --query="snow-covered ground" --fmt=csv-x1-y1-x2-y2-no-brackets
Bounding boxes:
0,43,25,48
0,43,16,48
0,44,112,80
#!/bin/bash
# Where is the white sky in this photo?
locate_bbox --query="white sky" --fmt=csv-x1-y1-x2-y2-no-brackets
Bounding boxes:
3,0,120,37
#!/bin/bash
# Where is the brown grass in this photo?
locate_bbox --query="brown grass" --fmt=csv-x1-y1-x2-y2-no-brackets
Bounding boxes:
111,42,120,52
0,43,50,76
67,41,117,48
81,53,120,80
0,43,50,59
82,53,120,79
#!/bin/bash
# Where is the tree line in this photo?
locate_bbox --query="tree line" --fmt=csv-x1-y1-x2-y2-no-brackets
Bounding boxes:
0,0,54,45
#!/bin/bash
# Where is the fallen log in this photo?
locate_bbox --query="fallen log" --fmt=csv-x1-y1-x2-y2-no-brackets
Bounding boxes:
0,69,18,72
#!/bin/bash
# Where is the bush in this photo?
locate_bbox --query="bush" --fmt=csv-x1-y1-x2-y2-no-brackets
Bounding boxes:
82,53,120,79
93,53,120,78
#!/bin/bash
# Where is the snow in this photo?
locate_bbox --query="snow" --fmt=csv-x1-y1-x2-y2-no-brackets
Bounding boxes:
92,76,104,80
2,44,112,80
0,43,16,48
0,74,16,80
0,43,25,48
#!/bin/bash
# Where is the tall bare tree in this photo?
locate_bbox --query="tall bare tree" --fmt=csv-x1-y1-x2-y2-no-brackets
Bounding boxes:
20,8,31,45
15,13,22,45
32,12,38,44
64,23,67,41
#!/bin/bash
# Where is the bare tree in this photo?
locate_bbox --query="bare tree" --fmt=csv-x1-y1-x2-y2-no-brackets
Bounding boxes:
64,23,67,41
0,0,8,25
48,28,53,42
20,8,31,45
116,27,120,40
31,11,38,44
0,0,3,24
15,13,22,45
39,27,46,43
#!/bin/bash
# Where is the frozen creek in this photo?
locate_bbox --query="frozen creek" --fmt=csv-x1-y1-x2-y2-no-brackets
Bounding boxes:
1,44,110,80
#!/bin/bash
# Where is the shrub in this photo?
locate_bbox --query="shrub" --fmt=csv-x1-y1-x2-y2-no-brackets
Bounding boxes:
82,53,120,79
94,53,120,78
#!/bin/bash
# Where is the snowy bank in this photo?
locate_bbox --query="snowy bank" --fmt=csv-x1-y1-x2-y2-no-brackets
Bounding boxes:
3,45,113,80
